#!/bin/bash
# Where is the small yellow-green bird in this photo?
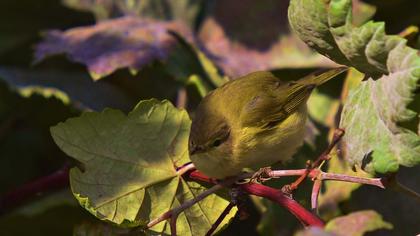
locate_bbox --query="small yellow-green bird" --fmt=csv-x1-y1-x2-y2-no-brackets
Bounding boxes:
188,67,347,179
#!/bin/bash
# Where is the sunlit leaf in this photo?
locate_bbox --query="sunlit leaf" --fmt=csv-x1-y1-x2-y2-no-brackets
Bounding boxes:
340,46,420,174
50,99,236,234
35,16,191,80
289,0,420,174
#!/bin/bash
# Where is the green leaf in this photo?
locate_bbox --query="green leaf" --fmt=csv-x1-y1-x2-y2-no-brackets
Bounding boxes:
288,0,402,77
288,0,420,174
307,89,339,127
325,210,393,236
164,31,228,89
341,62,420,173
50,99,236,234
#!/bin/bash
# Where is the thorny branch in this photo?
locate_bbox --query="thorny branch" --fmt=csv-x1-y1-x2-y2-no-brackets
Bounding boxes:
1,128,413,236
283,129,345,194
145,164,387,235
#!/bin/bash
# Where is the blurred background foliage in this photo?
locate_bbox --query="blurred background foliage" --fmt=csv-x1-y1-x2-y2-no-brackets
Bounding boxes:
0,0,419,235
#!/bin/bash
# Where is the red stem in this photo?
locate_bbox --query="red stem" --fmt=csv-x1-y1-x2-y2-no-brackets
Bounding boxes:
0,166,69,215
240,183,324,227
188,170,324,227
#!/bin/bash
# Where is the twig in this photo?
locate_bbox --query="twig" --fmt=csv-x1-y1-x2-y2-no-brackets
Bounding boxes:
285,129,345,192
205,202,235,236
170,215,177,236
320,172,385,188
311,179,322,211
0,156,393,236
176,162,196,176
176,87,187,109
146,174,240,230
388,176,420,203
188,171,325,227
0,165,69,215
147,169,326,234
169,183,225,235
312,129,345,168
268,169,385,189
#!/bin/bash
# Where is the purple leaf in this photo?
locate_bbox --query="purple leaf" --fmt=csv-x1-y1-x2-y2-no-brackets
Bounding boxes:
35,16,191,80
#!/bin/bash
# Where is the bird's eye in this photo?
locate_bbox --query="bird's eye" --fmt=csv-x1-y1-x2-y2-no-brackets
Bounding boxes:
212,139,222,147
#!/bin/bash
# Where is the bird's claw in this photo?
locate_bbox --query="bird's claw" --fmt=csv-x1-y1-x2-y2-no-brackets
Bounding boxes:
250,167,272,183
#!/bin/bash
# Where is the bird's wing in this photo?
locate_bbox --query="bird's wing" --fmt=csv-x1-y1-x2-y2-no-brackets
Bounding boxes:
241,83,313,129
241,67,348,129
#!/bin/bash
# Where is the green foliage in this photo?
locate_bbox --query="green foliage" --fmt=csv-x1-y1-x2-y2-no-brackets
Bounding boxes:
1,0,420,235
289,0,420,174
50,99,235,234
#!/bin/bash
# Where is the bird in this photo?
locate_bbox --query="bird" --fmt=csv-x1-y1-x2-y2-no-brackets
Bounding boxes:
188,67,347,179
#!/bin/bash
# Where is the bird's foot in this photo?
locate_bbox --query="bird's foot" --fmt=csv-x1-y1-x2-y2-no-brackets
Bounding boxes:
234,167,272,184
250,167,272,183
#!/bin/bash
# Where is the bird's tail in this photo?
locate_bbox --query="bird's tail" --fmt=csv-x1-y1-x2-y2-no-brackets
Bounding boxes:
300,67,348,86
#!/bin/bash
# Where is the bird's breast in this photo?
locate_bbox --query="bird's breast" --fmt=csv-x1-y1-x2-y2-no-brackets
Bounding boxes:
234,106,307,170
